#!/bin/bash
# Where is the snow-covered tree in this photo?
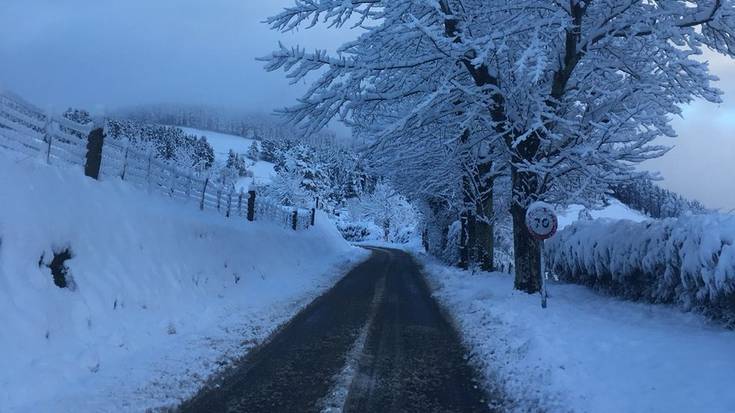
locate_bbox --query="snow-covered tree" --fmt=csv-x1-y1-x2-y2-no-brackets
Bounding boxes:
259,139,280,163
612,178,708,218
105,119,215,170
225,150,249,177
247,141,260,161
62,108,92,125
346,181,420,242
264,0,735,293
264,166,311,207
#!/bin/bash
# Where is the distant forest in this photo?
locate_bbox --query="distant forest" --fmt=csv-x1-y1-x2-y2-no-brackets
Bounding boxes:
114,103,343,148
611,179,708,219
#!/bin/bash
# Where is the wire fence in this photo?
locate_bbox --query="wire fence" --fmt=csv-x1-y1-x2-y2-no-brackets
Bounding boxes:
0,90,315,231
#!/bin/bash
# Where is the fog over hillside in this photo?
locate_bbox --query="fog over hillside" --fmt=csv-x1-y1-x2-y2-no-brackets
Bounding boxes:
0,0,732,209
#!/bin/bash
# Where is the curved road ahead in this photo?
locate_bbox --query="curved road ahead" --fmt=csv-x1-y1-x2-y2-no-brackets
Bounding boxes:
179,248,494,413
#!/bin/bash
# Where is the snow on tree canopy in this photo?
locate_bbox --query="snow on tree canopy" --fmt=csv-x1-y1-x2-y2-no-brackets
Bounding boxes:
264,0,735,207
264,0,735,287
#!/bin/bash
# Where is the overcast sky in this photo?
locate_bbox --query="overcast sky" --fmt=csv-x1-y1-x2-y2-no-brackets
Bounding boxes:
1,0,733,210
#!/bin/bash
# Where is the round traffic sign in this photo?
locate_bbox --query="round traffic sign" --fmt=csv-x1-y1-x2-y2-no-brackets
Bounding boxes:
526,202,558,240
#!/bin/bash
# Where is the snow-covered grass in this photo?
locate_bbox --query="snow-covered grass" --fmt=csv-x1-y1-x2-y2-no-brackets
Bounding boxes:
0,151,366,412
178,126,256,159
548,214,735,325
420,256,735,413
248,159,277,186
557,199,648,229
179,126,276,188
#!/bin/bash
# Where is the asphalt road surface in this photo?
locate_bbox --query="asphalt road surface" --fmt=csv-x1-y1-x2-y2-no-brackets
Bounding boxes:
179,248,494,413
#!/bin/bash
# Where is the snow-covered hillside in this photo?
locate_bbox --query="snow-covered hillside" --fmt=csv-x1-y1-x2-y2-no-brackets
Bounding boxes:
179,126,276,188
0,152,366,412
178,127,256,159
422,256,735,413
558,199,648,229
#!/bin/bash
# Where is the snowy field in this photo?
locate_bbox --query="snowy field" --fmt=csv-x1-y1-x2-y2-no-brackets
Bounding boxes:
0,152,366,412
179,126,276,188
557,199,648,229
178,126,256,160
422,258,735,412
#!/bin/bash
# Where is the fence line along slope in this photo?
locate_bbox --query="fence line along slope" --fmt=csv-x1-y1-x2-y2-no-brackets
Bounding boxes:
0,90,313,230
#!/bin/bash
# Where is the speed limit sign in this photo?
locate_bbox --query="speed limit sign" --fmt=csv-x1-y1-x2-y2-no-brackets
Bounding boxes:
526,201,557,309
526,202,558,241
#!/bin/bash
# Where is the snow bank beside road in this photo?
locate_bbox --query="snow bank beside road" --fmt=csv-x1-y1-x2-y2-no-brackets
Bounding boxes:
421,256,735,413
0,152,364,412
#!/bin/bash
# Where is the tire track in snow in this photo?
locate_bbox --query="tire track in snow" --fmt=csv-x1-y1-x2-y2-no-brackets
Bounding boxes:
319,274,386,413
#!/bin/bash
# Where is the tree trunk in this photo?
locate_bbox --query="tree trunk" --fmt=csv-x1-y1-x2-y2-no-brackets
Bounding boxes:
511,168,541,293
475,215,493,272
458,166,480,270
459,210,470,269
475,204,494,271
467,210,477,265
458,129,475,270
475,159,494,272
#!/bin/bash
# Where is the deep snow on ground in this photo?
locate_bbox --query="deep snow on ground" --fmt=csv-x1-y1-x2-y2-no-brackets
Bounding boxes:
248,159,277,186
0,151,366,412
558,199,648,229
178,127,256,160
179,126,276,188
421,257,735,413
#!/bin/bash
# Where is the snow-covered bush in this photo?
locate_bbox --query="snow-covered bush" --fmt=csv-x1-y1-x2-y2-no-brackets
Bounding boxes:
336,221,383,243
342,182,421,244
547,215,735,325
262,168,312,208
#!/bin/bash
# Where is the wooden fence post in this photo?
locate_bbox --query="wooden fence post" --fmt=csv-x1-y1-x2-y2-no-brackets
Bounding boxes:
237,190,244,217
44,122,52,165
311,208,316,226
200,178,209,210
121,146,129,180
84,128,104,180
247,190,256,221
168,170,176,198
226,188,233,218
145,153,152,192
291,210,298,231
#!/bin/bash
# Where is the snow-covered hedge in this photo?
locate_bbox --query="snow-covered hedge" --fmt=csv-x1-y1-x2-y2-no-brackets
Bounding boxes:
547,215,735,325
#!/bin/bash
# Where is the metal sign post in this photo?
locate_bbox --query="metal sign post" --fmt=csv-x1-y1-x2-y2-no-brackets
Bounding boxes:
540,240,548,308
525,202,558,309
